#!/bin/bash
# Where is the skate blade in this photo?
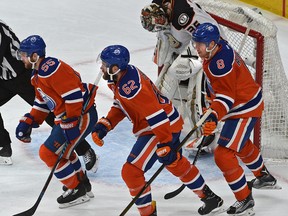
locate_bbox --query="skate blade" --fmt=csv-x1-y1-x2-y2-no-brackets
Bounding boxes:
59,195,90,209
87,191,95,198
231,208,255,216
0,156,13,165
207,206,228,215
254,183,282,190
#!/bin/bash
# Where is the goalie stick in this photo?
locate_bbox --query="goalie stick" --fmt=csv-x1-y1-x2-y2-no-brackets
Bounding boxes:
119,109,213,216
164,134,215,200
13,72,102,216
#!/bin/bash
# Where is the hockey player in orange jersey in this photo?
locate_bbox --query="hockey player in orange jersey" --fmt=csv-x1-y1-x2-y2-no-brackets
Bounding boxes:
15,35,98,208
91,45,223,216
192,23,278,215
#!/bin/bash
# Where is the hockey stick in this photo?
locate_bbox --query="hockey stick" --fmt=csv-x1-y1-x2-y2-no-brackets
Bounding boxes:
13,72,102,216
235,7,253,55
164,134,215,200
119,109,213,216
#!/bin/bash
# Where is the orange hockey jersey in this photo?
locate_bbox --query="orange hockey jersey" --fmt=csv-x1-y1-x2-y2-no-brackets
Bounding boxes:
202,40,264,121
105,65,183,144
30,57,96,124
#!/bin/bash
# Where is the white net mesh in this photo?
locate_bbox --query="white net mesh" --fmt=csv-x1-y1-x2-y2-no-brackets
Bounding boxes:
196,0,288,159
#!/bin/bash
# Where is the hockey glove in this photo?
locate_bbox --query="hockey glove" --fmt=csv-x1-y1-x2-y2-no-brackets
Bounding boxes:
173,57,202,81
60,116,80,144
91,117,112,147
202,109,218,136
156,143,178,166
16,113,39,143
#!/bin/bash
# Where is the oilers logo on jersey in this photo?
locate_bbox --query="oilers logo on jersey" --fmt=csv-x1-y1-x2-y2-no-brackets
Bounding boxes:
37,87,56,111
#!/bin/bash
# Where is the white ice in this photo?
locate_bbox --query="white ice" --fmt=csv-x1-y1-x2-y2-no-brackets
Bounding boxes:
0,0,288,215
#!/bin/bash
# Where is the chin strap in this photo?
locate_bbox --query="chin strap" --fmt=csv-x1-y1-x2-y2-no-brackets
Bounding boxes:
205,44,218,60
28,55,39,69
107,67,121,80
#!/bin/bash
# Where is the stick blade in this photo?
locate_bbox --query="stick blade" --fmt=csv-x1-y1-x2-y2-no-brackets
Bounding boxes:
164,184,185,200
13,206,36,216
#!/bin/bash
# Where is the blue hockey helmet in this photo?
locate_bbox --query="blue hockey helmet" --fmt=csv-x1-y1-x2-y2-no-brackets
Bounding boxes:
192,23,220,47
100,45,130,70
19,35,46,57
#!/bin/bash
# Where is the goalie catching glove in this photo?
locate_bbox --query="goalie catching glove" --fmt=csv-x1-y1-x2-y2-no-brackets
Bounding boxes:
91,117,112,146
202,109,218,136
170,56,202,81
16,113,39,143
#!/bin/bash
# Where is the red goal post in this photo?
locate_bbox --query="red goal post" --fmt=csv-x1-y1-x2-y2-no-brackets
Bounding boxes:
196,0,288,159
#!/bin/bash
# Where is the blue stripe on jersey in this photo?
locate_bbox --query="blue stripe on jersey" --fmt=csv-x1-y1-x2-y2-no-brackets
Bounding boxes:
245,154,263,171
54,162,75,180
61,87,83,104
146,109,169,129
218,118,256,152
214,93,234,112
168,106,180,125
227,89,262,117
135,191,152,207
228,173,247,192
82,83,90,102
239,117,257,150
128,135,158,172
185,173,205,191
33,99,50,113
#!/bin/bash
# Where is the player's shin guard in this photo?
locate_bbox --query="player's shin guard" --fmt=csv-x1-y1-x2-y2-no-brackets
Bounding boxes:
39,145,80,189
166,155,206,197
214,146,251,201
122,162,155,216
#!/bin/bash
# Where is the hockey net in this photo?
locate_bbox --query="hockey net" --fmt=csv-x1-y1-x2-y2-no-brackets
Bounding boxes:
195,0,288,159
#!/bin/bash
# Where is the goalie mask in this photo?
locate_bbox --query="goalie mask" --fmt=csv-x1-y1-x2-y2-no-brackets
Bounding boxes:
141,3,169,32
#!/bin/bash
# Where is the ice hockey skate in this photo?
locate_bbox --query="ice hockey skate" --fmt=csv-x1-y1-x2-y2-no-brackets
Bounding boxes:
62,172,94,198
248,166,282,190
0,146,12,165
83,148,99,173
198,185,224,215
57,182,90,208
227,193,255,216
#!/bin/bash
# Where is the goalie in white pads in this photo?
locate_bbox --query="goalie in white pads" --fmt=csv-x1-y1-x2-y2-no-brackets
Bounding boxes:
140,0,223,153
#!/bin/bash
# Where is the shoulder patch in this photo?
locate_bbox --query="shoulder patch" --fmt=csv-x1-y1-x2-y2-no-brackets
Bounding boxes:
178,13,190,26
38,57,60,77
208,43,234,77
118,65,141,99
